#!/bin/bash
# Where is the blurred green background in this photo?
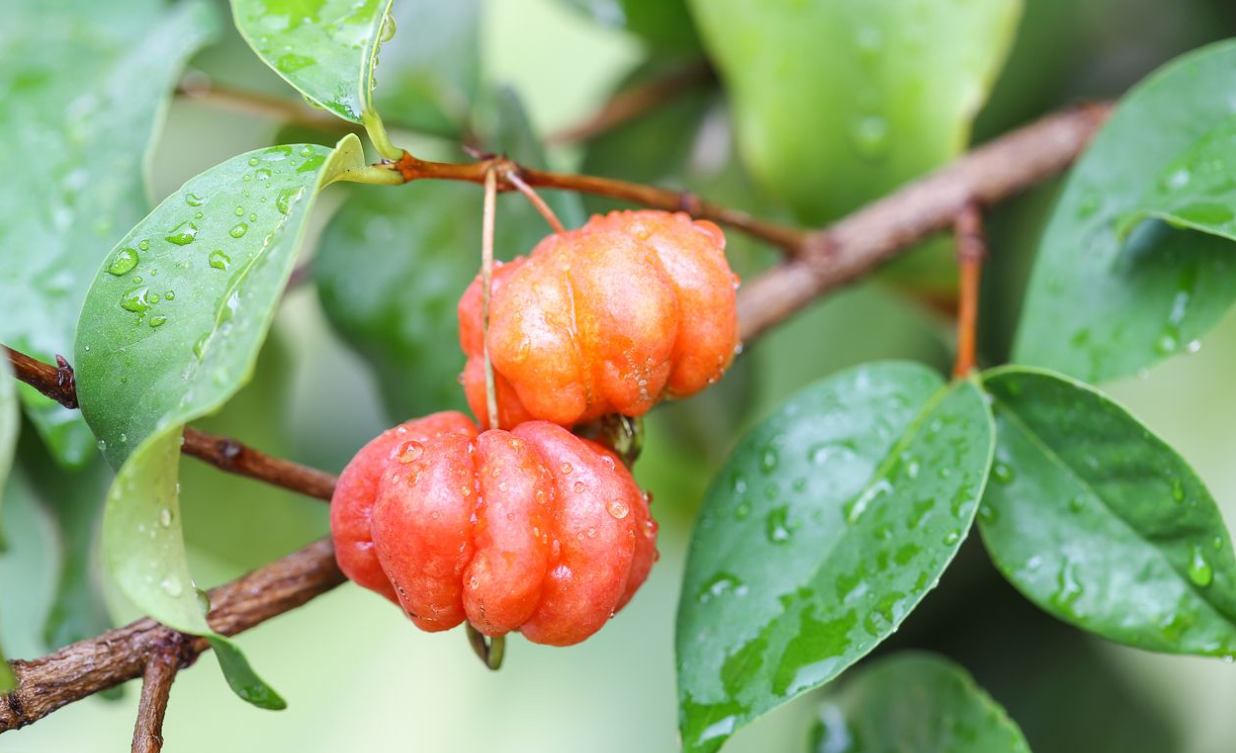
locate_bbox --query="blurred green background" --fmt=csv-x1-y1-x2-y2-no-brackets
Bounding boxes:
4,0,1236,750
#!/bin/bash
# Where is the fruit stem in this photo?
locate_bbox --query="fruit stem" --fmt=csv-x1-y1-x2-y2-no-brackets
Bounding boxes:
466,624,506,671
481,168,501,431
952,202,985,379
506,169,566,233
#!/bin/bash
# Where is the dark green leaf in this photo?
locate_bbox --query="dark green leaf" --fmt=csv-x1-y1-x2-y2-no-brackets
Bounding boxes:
809,652,1032,753
315,181,479,419
317,90,582,422
208,637,287,710
676,362,994,753
979,366,1236,657
0,0,218,468
1118,117,1236,242
372,0,481,137
560,0,701,53
1014,42,1236,383
688,0,1020,225
231,0,397,153
18,446,114,651
73,136,365,707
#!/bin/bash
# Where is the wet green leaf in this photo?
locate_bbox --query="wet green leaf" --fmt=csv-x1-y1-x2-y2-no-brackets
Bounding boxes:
1119,117,1236,242
73,137,363,708
372,0,480,137
688,0,1020,225
317,90,583,422
19,448,114,651
978,366,1236,657
231,0,397,153
809,652,1032,753
0,0,218,468
676,362,994,753
1015,42,1236,383
560,0,700,53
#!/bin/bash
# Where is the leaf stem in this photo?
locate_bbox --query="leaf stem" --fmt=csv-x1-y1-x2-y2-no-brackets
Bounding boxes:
481,169,500,432
952,203,986,379
505,170,566,233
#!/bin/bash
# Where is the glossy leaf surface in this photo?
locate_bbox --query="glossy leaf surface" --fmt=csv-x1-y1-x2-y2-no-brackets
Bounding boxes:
74,138,362,708
0,0,218,467
979,366,1236,657
1015,42,1236,382
231,0,395,149
677,362,993,752
809,652,1032,753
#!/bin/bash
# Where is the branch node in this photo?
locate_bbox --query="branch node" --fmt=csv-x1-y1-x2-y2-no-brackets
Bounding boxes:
53,355,78,409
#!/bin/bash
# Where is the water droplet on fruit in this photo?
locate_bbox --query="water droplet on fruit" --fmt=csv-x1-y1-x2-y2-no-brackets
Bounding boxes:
607,499,629,519
560,462,573,475
396,441,423,463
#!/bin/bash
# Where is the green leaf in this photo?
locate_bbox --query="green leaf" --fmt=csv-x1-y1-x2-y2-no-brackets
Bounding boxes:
560,0,701,53
688,0,1020,225
1118,117,1236,242
810,652,1032,753
231,0,398,155
676,362,994,753
371,0,481,137
0,360,17,692
317,90,583,422
0,0,219,468
978,366,1236,657
21,450,114,650
1014,41,1236,383
73,137,362,708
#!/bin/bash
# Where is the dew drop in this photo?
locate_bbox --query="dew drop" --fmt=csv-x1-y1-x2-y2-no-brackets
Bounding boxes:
165,221,198,246
107,248,139,275
209,249,231,270
396,441,424,464
184,192,204,207
149,315,167,328
229,222,248,238
1189,544,1214,587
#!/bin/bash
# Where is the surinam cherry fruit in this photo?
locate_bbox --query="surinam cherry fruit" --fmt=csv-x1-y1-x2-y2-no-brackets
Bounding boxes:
458,210,739,430
330,412,658,646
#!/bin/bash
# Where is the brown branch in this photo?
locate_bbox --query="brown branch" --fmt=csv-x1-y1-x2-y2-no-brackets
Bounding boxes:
390,153,811,254
0,538,344,732
546,61,714,145
736,102,1111,343
132,652,178,753
2,346,335,502
953,204,986,378
0,101,1113,731
177,77,361,136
